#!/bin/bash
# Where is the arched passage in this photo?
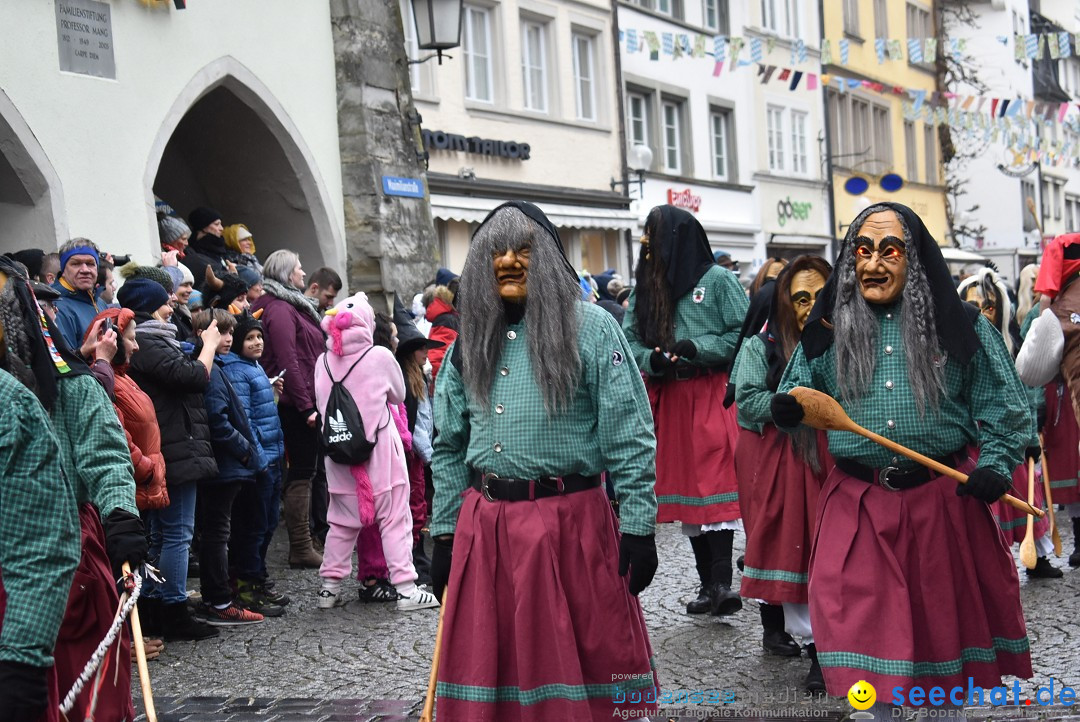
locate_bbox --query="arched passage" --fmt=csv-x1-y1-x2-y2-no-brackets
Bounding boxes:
145,57,342,272
0,89,67,250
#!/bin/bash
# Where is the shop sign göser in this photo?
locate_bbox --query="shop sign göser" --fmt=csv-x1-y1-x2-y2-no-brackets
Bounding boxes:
777,197,812,227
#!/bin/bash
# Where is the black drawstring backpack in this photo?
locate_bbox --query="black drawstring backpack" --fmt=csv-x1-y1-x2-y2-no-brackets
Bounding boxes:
318,348,384,465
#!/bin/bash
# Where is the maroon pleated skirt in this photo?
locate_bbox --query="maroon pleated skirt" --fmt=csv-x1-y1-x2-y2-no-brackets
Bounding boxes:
646,371,740,524
435,486,657,721
1043,381,1080,506
736,425,830,604
992,462,1050,545
808,458,1031,703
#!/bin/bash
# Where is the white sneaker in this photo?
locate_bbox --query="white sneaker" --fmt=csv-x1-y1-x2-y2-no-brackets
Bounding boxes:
317,587,346,609
396,587,440,611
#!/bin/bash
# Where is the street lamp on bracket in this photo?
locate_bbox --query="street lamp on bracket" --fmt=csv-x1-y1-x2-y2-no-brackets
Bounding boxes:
611,144,654,198
409,0,464,65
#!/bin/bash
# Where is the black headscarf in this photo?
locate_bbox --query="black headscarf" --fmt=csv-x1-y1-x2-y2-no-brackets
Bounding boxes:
474,201,577,281
652,205,715,301
801,201,982,364
0,254,90,411
722,279,775,408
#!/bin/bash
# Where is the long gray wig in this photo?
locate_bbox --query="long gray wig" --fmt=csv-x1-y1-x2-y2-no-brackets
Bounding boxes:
833,203,944,415
457,206,583,413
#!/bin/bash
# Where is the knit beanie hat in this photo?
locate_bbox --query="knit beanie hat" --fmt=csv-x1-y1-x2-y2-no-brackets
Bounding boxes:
224,224,256,255
158,216,191,245
119,262,174,294
236,264,261,289
233,311,263,342
117,277,170,315
6,249,45,279
209,273,250,309
188,206,222,233
162,266,186,293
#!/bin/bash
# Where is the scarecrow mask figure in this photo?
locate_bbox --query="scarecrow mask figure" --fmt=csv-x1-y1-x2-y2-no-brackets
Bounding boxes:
853,211,908,305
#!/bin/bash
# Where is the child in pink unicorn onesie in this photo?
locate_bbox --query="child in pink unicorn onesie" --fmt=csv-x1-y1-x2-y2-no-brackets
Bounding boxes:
314,291,439,611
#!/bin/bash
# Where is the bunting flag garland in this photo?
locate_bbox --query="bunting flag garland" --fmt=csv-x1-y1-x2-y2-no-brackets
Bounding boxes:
750,37,763,63
876,38,887,64
908,37,923,63
839,38,850,64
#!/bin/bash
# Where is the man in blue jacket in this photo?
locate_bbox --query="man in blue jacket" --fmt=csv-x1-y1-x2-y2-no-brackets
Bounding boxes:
52,238,106,351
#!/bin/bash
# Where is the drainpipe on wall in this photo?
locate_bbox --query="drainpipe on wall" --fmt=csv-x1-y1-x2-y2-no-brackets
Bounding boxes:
611,0,634,280
817,0,839,260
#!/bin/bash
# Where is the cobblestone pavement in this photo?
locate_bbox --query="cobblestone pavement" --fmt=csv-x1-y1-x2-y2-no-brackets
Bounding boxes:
135,519,1080,720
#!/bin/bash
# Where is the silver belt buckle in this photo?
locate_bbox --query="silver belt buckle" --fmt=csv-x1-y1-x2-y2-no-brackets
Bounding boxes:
481,473,498,502
878,466,900,491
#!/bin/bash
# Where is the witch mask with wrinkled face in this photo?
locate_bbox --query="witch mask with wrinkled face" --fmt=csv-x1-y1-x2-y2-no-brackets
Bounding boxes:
790,269,826,332
494,243,530,303
961,284,1000,328
853,211,908,305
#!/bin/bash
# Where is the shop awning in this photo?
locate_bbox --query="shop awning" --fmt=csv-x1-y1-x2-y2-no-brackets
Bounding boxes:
939,247,989,263
429,194,638,231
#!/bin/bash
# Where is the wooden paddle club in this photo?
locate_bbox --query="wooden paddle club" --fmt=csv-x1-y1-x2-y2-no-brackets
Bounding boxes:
124,562,157,722
788,387,1044,517
419,591,448,722
1039,435,1063,556
1019,459,1038,569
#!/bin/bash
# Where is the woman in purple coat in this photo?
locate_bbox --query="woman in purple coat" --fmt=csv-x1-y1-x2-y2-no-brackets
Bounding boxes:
251,249,324,568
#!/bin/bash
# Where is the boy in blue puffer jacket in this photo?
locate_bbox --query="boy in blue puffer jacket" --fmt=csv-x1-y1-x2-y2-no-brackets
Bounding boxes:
220,311,291,614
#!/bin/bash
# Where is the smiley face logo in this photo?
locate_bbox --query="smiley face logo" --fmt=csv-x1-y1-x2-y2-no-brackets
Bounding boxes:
848,680,876,710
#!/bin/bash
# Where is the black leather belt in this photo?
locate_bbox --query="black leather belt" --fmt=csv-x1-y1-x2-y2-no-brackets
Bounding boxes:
469,470,601,502
669,364,728,381
835,450,964,491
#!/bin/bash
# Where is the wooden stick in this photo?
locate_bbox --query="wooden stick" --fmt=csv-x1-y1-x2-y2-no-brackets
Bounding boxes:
1039,436,1063,556
788,387,1044,517
124,563,157,722
419,590,448,722
1026,197,1044,236
1019,460,1038,569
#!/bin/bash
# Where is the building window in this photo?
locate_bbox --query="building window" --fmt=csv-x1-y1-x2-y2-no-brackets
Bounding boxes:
628,92,649,148
762,0,799,37
767,105,785,172
827,92,891,174
904,120,919,184
521,21,548,112
711,109,731,181
1021,180,1036,232
662,101,682,173
1067,195,1080,232
629,0,683,20
923,123,937,185
704,0,718,31
572,34,596,122
1054,180,1064,220
843,0,859,36
906,3,934,71
873,0,888,38
463,5,494,103
791,110,808,175
1042,179,1050,220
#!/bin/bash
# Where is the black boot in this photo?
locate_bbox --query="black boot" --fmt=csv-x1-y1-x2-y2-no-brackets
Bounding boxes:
137,596,163,636
1070,517,1080,567
160,602,219,642
804,644,826,695
706,530,742,616
686,535,714,614
760,603,801,657
1026,556,1064,578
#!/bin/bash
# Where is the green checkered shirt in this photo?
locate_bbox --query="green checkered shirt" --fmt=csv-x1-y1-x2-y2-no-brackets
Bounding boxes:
431,303,657,538
52,374,139,518
780,302,1031,478
732,334,771,433
622,265,749,375
0,370,81,668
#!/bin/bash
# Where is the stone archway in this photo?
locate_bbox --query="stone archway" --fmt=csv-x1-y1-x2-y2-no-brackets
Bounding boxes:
145,57,342,273
0,89,67,250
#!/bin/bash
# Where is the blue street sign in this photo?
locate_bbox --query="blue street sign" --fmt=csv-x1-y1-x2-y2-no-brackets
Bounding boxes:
382,175,425,198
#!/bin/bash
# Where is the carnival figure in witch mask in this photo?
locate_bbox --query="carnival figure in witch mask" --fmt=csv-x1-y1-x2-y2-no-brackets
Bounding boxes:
957,267,1061,578
769,203,1034,705
429,201,660,722
623,205,749,619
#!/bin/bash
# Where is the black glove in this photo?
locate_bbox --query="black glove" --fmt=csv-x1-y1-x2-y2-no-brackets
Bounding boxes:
1025,445,1042,462
649,349,674,374
101,508,147,583
957,467,1012,503
618,533,658,596
770,392,805,429
430,536,453,603
671,339,698,360
0,660,49,722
